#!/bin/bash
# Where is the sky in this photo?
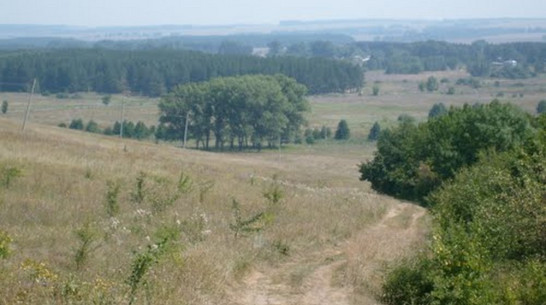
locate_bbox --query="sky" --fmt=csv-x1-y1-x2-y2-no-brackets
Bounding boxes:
1,0,545,27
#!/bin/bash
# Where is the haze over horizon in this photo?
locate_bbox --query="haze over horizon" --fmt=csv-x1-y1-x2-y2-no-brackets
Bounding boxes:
1,0,546,27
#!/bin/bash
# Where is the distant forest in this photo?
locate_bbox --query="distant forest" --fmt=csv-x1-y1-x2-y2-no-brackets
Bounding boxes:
0,35,545,97
357,41,546,77
0,49,363,96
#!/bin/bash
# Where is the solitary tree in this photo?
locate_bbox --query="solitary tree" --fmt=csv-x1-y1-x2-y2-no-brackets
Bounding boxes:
426,76,439,92
334,119,350,140
428,103,448,118
368,122,381,141
418,82,426,92
537,100,546,114
372,85,380,96
1,100,7,114
102,95,111,106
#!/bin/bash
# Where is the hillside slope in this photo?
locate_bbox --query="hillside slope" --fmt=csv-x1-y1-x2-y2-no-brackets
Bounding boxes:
0,118,427,304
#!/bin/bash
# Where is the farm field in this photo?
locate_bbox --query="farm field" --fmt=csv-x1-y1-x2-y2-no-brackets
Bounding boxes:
1,70,545,303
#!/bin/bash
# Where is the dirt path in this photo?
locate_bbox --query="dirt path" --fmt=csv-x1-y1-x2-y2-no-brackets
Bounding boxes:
230,202,426,305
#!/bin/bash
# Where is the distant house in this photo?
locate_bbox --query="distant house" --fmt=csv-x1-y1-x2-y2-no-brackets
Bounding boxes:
252,47,269,58
492,59,517,68
352,55,371,66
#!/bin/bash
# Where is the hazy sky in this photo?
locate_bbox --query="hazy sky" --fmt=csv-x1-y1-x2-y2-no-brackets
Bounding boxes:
1,0,546,26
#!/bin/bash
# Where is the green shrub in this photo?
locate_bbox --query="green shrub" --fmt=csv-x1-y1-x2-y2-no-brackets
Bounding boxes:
382,259,433,305
69,118,84,130
105,181,121,217
0,230,12,259
74,222,98,270
372,85,380,96
85,120,101,133
1,165,22,188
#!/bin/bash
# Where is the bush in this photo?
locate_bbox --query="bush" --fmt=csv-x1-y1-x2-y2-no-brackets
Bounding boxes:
372,85,380,96
1,165,22,188
85,120,101,133
101,95,111,106
382,259,433,305
0,230,12,259
69,118,84,130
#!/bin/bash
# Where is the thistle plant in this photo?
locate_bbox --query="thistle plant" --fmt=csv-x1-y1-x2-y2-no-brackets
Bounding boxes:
74,222,98,270
229,199,266,239
131,171,147,204
105,180,121,217
127,230,176,305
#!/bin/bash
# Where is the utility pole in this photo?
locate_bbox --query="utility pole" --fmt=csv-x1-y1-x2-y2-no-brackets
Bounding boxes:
22,78,37,131
278,135,282,162
183,111,189,148
119,97,125,138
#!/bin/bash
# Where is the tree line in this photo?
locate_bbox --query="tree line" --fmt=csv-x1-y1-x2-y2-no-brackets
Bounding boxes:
158,74,309,150
0,48,363,96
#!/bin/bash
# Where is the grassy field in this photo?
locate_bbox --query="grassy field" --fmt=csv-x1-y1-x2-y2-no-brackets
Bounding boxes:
2,69,544,143
1,70,544,304
0,117,426,305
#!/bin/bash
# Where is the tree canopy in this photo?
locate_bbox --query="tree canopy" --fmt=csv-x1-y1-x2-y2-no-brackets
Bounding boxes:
382,115,546,305
158,74,309,150
359,101,534,203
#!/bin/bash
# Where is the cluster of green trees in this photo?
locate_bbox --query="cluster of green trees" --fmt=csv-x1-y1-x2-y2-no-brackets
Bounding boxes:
303,125,332,144
360,101,533,203
380,110,546,305
0,49,363,96
158,74,309,150
62,118,155,140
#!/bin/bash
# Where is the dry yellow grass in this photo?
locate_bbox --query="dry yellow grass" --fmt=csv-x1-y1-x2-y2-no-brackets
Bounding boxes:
3,70,544,303
0,117,427,304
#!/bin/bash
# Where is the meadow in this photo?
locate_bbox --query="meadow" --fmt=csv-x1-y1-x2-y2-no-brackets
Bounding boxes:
0,70,544,304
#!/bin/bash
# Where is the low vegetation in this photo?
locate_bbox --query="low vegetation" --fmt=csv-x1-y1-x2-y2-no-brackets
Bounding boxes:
0,118,401,304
